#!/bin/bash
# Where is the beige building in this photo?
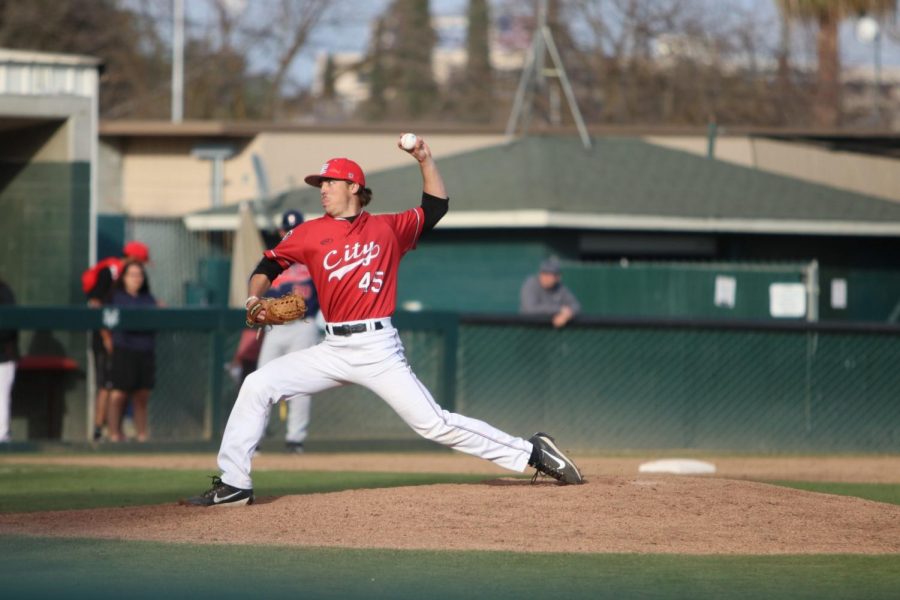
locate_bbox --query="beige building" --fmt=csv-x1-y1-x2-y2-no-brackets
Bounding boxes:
646,135,900,204
99,121,507,220
99,122,900,224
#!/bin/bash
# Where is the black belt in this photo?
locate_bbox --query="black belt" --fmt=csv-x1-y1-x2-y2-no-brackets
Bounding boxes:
328,321,384,336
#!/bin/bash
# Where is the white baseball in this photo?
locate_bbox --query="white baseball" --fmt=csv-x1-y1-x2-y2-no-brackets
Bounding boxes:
400,133,417,151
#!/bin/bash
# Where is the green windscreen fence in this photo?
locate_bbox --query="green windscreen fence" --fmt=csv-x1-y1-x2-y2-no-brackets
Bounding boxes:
457,316,900,452
561,261,812,319
2,308,899,452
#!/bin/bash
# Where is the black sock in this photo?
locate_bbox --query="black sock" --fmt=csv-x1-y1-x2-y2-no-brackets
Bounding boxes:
528,443,542,467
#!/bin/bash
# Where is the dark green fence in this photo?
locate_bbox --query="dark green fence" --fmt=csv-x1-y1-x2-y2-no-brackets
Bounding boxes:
458,316,900,452
0,308,457,445
2,308,899,452
562,261,811,319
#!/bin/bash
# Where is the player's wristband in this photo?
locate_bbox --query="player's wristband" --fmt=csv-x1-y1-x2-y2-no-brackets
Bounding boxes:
245,296,260,309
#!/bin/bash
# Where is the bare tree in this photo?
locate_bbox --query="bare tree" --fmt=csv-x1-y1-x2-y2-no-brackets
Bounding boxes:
119,0,331,120
461,0,494,122
242,0,330,118
0,0,170,118
776,0,897,128
566,0,819,126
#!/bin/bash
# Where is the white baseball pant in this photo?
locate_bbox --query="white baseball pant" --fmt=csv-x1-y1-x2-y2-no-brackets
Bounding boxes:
257,318,320,444
218,319,533,490
0,361,15,442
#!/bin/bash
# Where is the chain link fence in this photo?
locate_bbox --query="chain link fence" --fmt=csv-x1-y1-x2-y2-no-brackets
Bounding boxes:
5,308,900,451
457,316,900,452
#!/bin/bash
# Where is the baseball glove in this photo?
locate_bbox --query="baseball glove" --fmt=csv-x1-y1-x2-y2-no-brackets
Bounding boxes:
246,293,307,327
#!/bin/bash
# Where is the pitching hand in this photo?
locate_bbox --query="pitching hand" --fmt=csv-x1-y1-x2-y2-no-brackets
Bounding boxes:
398,133,430,163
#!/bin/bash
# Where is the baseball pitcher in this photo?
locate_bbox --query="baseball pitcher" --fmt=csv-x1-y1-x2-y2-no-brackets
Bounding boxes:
184,135,583,506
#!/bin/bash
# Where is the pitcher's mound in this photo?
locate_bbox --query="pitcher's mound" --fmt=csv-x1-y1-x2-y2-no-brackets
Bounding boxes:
2,476,899,554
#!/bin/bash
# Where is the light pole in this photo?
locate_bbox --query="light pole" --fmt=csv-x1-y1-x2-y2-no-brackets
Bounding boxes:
855,16,882,125
172,0,184,122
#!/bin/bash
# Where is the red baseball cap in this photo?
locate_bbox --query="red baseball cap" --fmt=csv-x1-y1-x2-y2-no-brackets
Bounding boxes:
123,240,150,262
304,157,366,188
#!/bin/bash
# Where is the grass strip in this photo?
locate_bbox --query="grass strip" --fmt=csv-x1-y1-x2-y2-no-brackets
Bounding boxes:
767,480,900,506
1,535,899,600
0,465,501,513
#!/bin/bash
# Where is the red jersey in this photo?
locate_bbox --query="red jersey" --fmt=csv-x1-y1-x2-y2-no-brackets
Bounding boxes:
263,209,424,322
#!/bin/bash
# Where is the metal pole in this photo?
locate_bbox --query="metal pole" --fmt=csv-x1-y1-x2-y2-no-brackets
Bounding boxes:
707,121,718,159
212,157,223,208
172,0,184,122
542,26,592,149
505,32,538,138
806,259,819,322
874,29,882,124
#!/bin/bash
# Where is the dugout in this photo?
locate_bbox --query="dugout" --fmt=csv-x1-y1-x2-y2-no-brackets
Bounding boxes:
0,48,101,441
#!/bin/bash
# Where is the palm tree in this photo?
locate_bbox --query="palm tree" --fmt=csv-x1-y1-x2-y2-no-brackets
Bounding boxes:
776,0,895,127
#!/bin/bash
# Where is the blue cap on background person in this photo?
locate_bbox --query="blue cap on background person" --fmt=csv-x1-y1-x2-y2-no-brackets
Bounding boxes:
539,257,561,275
281,209,304,231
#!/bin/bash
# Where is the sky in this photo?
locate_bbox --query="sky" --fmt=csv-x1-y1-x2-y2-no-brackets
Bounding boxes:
186,0,900,91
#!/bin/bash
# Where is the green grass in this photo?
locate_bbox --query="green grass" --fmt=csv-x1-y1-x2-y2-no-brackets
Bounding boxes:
768,480,900,506
2,466,899,599
2,536,899,600
0,465,501,512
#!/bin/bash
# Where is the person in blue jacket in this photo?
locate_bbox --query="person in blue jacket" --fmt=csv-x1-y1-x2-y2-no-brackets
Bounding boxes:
106,260,158,442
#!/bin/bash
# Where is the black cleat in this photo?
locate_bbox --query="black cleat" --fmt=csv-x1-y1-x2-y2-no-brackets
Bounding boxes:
528,432,584,485
285,442,305,454
182,476,254,507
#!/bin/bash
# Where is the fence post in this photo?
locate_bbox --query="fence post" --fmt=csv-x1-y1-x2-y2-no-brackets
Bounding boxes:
440,313,460,413
209,309,228,440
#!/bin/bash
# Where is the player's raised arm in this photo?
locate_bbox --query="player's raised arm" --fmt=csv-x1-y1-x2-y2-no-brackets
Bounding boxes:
399,133,447,199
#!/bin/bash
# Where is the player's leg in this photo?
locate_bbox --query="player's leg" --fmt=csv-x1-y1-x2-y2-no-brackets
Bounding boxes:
284,395,311,450
107,346,136,442
106,390,128,442
0,361,15,442
353,330,531,472
216,343,344,490
257,328,291,440
131,350,154,442
92,335,112,440
283,321,320,450
132,389,150,442
256,327,285,368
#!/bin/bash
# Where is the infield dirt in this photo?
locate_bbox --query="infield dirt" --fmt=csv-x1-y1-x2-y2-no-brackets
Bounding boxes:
1,453,899,554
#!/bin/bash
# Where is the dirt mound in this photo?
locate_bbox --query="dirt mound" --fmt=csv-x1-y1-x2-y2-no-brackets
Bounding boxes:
3,476,899,554
4,453,900,483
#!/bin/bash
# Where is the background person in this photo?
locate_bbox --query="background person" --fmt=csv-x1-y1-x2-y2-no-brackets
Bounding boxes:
84,240,150,441
519,257,581,328
257,209,322,453
106,260,158,442
0,277,18,443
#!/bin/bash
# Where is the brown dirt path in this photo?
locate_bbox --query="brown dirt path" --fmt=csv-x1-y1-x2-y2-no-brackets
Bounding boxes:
2,452,900,482
1,453,899,554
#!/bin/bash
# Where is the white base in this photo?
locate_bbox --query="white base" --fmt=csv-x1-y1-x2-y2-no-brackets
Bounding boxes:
638,458,716,475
